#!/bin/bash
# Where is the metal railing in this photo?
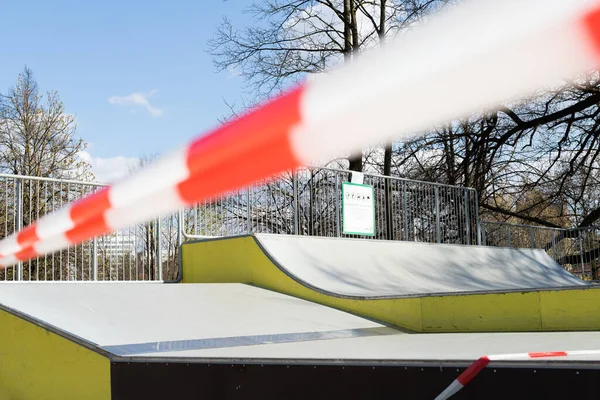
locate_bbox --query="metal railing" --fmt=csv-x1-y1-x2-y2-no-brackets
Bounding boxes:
183,166,480,246
0,168,480,281
0,173,179,282
481,221,600,280
5,170,599,283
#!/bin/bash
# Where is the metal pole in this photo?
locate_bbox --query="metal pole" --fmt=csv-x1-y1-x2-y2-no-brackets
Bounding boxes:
92,236,98,281
579,230,585,280
16,178,23,281
507,225,512,247
335,174,341,237
530,228,535,248
434,186,441,243
157,218,163,281
481,223,487,246
464,191,471,245
178,210,184,246
402,182,409,241
293,172,299,235
246,188,252,234
551,231,557,261
474,191,481,245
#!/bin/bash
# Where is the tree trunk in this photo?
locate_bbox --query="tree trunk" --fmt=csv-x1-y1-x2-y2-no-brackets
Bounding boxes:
344,0,363,172
380,0,392,237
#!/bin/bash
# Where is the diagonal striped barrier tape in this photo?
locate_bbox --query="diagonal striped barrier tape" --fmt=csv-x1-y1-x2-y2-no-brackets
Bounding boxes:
435,349,600,399
2,0,600,266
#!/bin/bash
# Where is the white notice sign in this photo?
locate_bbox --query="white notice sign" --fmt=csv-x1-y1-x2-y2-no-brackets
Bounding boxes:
342,182,375,236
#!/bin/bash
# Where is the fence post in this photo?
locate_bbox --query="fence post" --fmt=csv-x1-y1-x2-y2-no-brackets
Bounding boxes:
335,173,341,237
157,218,163,281
579,230,585,279
464,191,471,245
481,223,487,245
507,225,512,247
384,176,394,240
530,227,535,248
402,182,409,241
246,188,252,234
474,191,481,245
551,231,557,261
92,236,98,281
293,172,299,235
178,210,184,246
15,178,23,281
434,186,441,243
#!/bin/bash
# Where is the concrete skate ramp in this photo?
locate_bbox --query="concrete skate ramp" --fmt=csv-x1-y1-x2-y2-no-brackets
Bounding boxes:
255,234,586,296
181,234,599,333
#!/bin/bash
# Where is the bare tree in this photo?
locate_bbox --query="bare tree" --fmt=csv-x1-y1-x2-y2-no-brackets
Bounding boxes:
0,66,91,180
208,0,448,172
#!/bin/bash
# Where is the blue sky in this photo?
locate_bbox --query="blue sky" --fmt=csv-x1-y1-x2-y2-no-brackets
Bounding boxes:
0,0,254,182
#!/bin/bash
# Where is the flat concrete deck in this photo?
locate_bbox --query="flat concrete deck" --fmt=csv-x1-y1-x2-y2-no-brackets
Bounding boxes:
1,282,598,363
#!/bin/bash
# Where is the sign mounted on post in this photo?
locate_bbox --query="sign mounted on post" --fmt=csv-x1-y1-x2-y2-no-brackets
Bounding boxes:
342,182,375,236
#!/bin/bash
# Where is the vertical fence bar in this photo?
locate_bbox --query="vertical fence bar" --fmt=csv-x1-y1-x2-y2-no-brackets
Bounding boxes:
481,222,487,245
293,171,299,235
335,174,341,237
402,182,408,241
246,187,252,234
434,186,441,243
15,178,23,281
93,236,98,281
464,191,471,245
157,218,163,281
507,225,512,247
579,230,585,280
473,191,481,245
530,228,535,248
551,231,557,261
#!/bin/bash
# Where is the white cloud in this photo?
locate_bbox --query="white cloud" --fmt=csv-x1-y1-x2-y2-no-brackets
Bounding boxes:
108,90,163,117
78,151,139,184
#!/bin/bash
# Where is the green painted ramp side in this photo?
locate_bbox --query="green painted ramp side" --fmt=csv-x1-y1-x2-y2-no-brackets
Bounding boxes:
181,235,600,333
0,307,111,400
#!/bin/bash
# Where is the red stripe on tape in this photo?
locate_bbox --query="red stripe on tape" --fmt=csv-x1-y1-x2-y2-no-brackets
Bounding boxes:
17,225,38,248
179,85,305,203
66,215,111,244
582,6,600,60
15,247,37,262
70,188,111,225
528,351,568,358
456,356,490,386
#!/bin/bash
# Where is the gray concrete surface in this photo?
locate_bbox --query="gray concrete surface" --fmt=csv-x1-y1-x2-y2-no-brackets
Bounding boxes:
0,282,598,363
256,234,588,296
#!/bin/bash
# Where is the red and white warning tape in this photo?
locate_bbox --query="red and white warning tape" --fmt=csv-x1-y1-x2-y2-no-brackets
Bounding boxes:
435,349,600,399
1,0,600,266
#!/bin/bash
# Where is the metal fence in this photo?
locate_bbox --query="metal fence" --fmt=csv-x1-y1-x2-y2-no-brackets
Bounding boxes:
481,221,600,280
0,174,179,282
5,170,599,283
183,166,480,246
0,169,481,281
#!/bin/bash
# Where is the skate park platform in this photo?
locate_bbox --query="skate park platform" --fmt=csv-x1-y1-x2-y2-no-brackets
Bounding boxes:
2,234,600,399
181,234,600,332
1,281,600,399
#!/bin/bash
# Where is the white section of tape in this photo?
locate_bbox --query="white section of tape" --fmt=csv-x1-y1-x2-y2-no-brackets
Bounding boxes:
0,235,20,257
290,0,597,164
0,254,18,267
108,146,190,209
105,186,186,231
34,233,72,256
434,379,463,400
35,208,75,239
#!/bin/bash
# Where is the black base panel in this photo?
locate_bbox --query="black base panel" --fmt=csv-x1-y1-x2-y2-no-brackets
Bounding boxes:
111,360,600,399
